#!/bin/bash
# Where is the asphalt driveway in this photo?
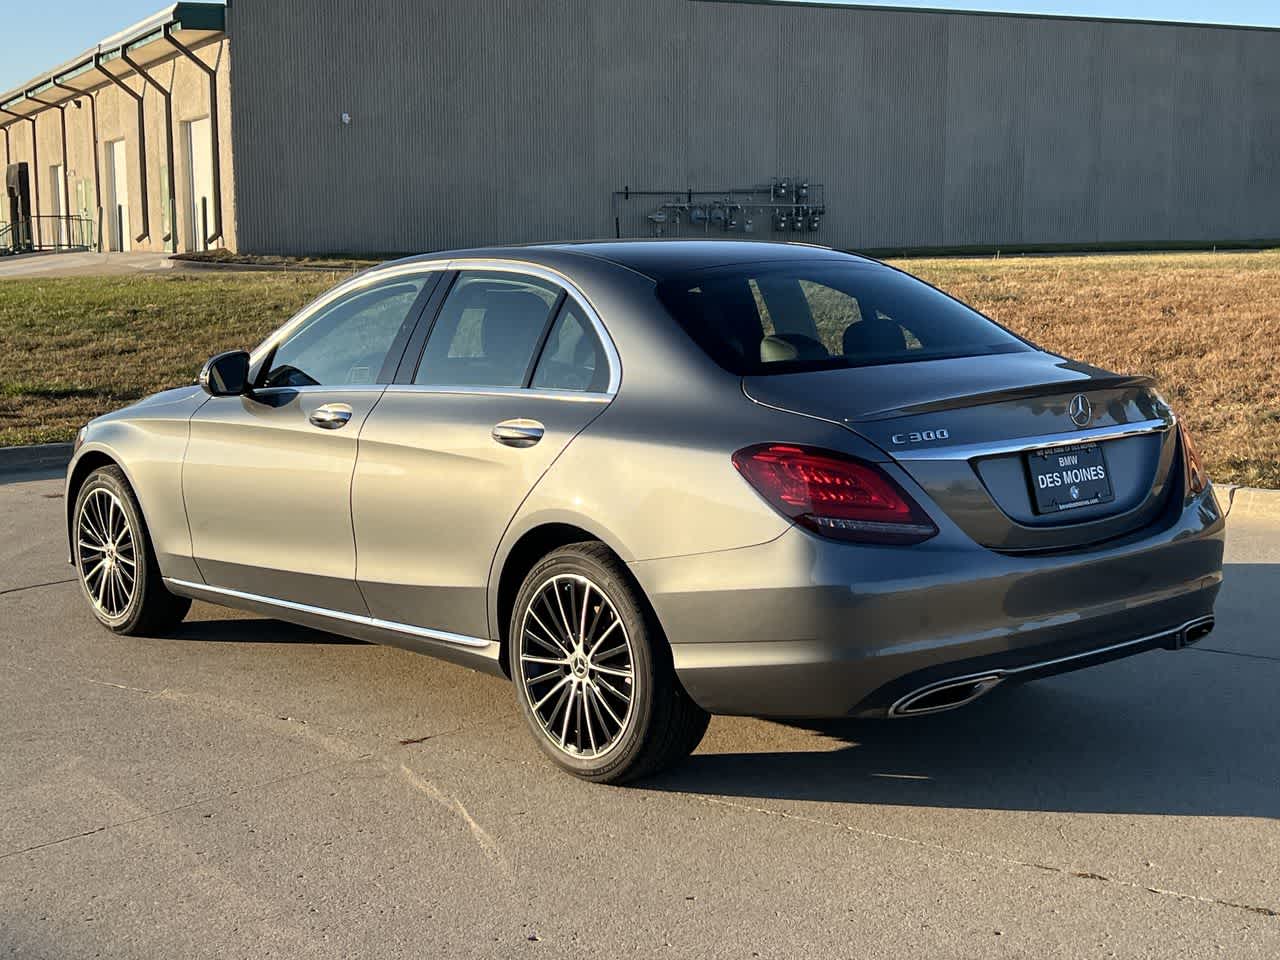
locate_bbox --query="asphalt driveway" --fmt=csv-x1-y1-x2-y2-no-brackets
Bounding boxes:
1,468,1277,958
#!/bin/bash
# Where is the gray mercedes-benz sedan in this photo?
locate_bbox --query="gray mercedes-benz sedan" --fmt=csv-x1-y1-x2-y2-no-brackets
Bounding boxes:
65,241,1224,782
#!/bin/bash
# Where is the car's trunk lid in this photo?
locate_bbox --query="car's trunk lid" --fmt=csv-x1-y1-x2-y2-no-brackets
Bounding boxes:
744,352,1180,552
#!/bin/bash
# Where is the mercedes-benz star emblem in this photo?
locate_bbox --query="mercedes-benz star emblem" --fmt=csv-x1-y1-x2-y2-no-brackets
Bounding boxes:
1069,394,1092,428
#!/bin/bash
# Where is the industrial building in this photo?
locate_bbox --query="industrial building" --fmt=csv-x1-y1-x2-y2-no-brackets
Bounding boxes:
3,0,1278,257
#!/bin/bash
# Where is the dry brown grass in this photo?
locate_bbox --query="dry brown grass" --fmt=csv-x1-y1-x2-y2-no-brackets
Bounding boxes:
890,250,1280,488
1,250,1277,486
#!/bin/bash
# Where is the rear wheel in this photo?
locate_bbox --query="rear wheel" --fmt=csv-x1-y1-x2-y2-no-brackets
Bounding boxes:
510,542,709,783
73,466,191,635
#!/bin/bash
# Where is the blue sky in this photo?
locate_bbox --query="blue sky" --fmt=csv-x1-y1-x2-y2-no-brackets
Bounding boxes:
3,0,1278,93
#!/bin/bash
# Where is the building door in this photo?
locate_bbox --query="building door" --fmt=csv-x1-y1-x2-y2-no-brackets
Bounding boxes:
105,140,130,252
50,164,67,247
183,117,214,251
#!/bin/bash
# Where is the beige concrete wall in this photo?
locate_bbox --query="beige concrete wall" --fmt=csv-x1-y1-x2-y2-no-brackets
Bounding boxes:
4,38,236,253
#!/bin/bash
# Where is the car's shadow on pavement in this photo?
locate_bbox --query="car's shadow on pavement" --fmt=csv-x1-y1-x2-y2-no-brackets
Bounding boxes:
647,563,1279,819
649,666,1279,818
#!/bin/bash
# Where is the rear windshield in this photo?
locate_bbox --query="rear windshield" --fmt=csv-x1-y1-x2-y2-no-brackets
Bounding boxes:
656,260,1031,375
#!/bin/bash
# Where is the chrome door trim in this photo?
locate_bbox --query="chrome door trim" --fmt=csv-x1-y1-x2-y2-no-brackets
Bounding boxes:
492,418,546,447
444,258,623,396
382,383,611,404
163,577,491,649
890,417,1174,462
308,403,354,430
251,385,387,397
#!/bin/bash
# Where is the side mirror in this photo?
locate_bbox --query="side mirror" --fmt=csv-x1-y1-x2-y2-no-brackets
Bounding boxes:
199,350,251,397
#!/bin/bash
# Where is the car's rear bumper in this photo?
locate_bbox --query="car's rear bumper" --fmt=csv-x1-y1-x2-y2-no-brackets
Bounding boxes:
629,486,1225,718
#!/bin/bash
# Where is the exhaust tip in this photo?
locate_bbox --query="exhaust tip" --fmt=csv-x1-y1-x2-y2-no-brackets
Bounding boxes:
1183,617,1215,646
890,675,1003,718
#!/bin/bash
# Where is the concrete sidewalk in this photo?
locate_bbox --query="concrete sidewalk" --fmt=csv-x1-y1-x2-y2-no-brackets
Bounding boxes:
0,251,177,279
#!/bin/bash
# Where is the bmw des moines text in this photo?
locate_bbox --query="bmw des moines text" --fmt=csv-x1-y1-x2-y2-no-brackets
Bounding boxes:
65,241,1224,782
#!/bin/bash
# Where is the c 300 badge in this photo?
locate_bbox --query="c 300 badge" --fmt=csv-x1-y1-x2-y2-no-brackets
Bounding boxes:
891,428,950,445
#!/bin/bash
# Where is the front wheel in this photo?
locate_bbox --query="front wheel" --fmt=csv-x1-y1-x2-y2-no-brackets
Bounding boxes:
510,543,709,784
73,465,191,635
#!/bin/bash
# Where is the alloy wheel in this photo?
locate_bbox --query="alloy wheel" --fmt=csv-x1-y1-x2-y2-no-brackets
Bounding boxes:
517,574,636,760
76,488,137,620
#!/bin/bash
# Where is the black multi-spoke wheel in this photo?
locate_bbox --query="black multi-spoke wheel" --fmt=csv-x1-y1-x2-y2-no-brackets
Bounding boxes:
511,542,710,783
73,466,190,635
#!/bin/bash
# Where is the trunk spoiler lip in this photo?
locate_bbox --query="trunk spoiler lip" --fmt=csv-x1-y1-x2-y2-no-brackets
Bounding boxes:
888,414,1174,462
846,371,1156,422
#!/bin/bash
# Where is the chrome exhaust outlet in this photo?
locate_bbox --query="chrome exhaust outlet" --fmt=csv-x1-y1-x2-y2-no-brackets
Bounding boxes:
889,674,1004,718
1165,615,1215,650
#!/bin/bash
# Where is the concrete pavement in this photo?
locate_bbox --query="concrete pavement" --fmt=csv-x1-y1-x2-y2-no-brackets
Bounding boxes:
0,252,177,279
1,471,1277,958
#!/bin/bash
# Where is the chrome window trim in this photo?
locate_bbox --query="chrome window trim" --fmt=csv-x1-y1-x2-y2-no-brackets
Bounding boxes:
249,384,388,396
383,384,611,405
890,416,1174,462
249,261,452,370
163,578,492,649
443,258,622,397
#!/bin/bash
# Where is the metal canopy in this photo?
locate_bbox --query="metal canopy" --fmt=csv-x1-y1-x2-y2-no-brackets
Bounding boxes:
0,3,225,127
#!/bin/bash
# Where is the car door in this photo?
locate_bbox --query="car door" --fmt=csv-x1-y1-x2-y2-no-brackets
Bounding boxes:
182,268,442,612
352,265,618,639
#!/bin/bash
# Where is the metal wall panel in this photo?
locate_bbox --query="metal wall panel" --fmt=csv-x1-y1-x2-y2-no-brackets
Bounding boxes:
227,0,1280,254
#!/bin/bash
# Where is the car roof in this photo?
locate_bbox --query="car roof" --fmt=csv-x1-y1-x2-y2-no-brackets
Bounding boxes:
529,240,869,281
386,240,873,284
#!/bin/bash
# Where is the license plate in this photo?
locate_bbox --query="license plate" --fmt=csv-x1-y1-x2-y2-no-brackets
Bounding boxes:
1027,443,1114,514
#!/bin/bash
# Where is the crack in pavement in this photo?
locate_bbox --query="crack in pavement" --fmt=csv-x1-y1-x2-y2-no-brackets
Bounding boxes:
0,577,76,597
1191,647,1280,665
0,754,369,863
694,796,1280,920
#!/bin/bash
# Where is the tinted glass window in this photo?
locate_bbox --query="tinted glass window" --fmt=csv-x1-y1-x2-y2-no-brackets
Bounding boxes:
416,272,560,387
261,277,429,388
656,262,1029,375
530,301,608,392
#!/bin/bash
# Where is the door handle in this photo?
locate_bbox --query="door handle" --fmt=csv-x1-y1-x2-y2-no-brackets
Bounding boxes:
309,403,354,430
492,419,545,448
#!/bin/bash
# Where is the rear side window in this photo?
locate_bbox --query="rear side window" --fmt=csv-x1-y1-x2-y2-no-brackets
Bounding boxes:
531,301,609,393
656,261,1029,375
415,272,561,388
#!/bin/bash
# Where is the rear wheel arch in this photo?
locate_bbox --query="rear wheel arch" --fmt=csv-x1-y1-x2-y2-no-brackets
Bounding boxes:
493,523,669,679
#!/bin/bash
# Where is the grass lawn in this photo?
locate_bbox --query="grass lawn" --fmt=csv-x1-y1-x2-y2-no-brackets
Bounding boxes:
1,250,1277,487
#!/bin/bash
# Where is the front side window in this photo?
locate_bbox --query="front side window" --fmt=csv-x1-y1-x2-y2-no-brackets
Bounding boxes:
656,261,1030,375
415,272,561,388
261,276,430,388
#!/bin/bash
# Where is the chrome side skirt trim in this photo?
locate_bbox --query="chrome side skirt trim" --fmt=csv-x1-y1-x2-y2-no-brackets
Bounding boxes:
891,417,1173,461
163,577,491,649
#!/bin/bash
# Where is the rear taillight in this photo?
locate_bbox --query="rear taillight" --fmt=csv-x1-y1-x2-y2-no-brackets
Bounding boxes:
1178,422,1208,495
732,444,938,545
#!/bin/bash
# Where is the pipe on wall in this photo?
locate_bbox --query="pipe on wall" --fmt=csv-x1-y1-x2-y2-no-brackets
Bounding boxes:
52,77,102,251
94,54,150,245
26,91,72,235
121,50,177,252
163,26,223,247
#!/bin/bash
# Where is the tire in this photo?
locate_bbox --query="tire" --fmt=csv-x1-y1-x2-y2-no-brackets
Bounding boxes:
72,465,191,636
509,542,709,784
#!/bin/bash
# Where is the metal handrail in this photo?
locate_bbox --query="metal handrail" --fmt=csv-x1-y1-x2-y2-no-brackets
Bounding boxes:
1,215,95,254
